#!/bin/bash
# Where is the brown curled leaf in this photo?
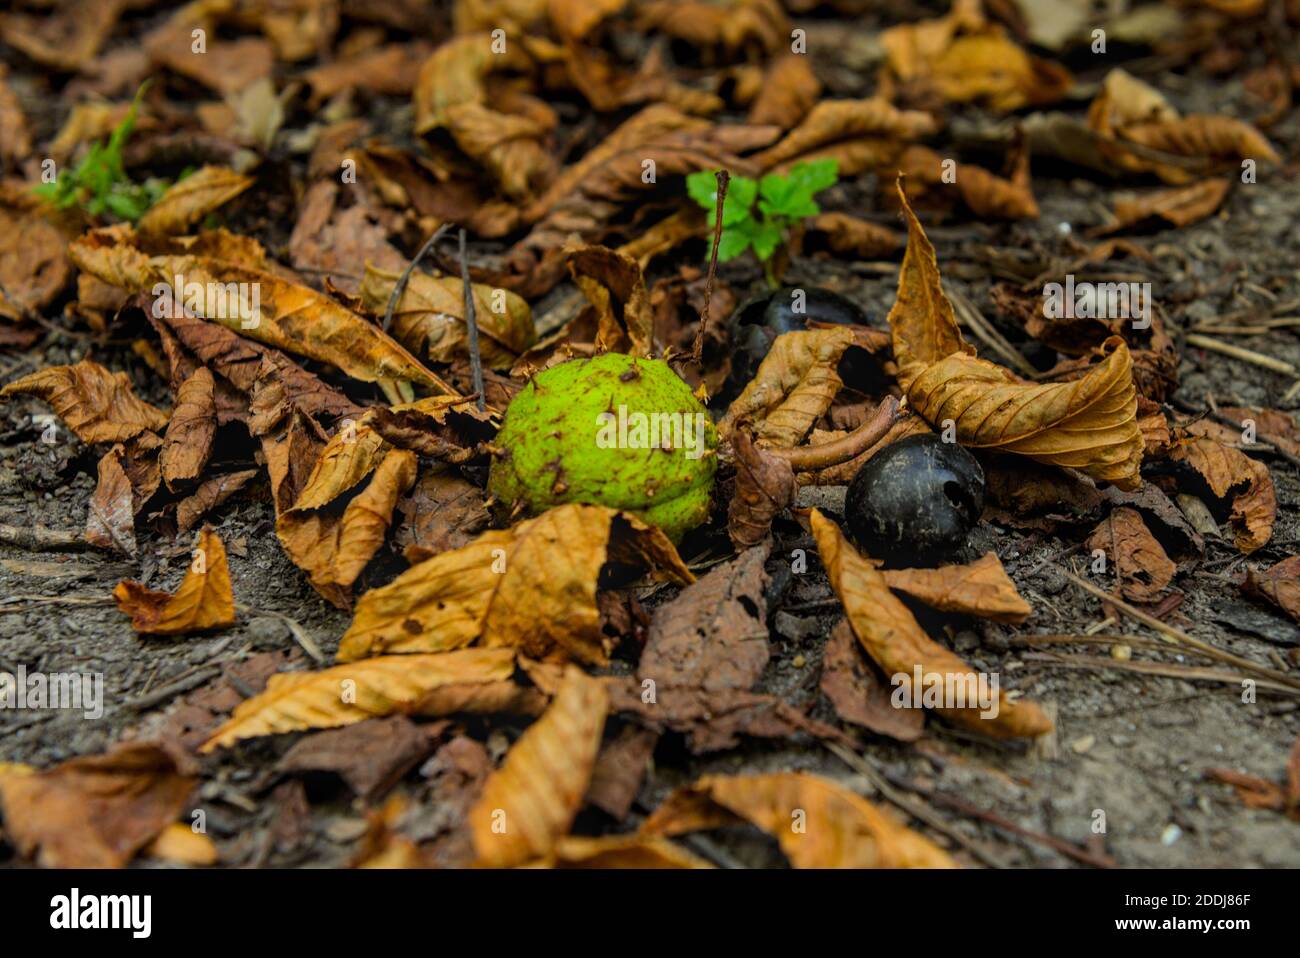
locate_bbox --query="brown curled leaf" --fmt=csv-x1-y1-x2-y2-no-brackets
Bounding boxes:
881,552,1032,624
200,648,518,752
137,165,254,236
113,526,235,636
718,327,854,448
338,504,693,664
1,359,168,443
85,444,137,556
161,367,216,490
888,181,1142,488
641,771,957,868
1085,507,1176,603
469,667,608,867
728,431,796,549
810,509,1052,739
1171,436,1275,554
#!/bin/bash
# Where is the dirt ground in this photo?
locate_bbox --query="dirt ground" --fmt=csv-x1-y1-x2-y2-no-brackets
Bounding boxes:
2,6,1300,868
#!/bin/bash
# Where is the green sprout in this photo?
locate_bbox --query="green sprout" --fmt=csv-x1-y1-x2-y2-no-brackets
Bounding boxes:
33,84,170,222
686,158,839,286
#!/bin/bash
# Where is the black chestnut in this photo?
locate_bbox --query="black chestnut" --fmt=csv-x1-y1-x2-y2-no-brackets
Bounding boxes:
759,286,869,334
723,286,875,399
844,434,985,567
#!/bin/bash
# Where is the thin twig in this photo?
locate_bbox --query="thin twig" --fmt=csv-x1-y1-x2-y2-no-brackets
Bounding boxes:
690,169,728,366
382,222,452,334
0,523,95,552
1057,566,1300,691
459,228,486,413
1185,333,1297,375
1024,650,1300,695
825,741,1009,868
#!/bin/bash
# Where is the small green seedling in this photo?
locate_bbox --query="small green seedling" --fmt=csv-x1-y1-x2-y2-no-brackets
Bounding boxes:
686,158,839,285
34,84,170,222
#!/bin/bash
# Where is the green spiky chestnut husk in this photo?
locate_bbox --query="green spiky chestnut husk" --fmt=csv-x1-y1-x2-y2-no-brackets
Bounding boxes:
487,353,717,541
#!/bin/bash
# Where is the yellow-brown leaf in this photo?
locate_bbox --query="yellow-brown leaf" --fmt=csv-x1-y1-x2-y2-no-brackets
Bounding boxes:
717,327,855,448
161,366,216,490
113,526,235,635
810,510,1052,739
337,504,694,664
888,182,1142,488
137,165,254,236
200,648,517,752
882,552,1032,624
1171,437,1275,553
469,666,608,867
0,359,168,443
641,771,957,868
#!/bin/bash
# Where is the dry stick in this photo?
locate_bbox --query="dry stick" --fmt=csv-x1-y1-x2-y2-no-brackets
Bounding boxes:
948,287,1036,377
0,523,94,552
824,741,1010,869
920,787,1116,869
1057,566,1300,691
768,395,900,471
458,228,486,413
690,169,729,366
381,222,453,334
1184,333,1297,375
1023,651,1300,695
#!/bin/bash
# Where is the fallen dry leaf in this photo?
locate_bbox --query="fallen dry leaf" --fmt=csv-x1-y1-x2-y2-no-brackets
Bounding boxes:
277,715,439,801
820,619,925,742
68,228,457,400
1242,555,1300,623
1088,68,1279,184
728,430,797,549
359,263,536,369
881,552,1032,624
748,53,821,129
811,510,1052,739
469,667,608,867
161,367,217,490
114,526,236,636
640,544,772,692
1096,178,1231,234
642,771,957,867
1086,506,1176,603
201,648,518,752
801,212,902,259
586,725,659,821
176,469,259,533
142,821,219,866
85,444,138,555
718,327,855,448
1,359,169,443
753,98,936,175
394,467,492,561
544,833,711,868
888,181,1143,488
567,244,655,357
1171,436,1275,553
0,0,123,71
137,165,254,237
338,504,693,664
0,741,195,869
